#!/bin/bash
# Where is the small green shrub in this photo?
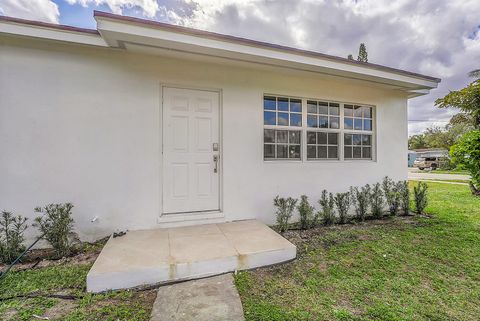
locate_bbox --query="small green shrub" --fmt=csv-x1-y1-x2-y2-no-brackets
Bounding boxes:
0,211,28,264
350,184,371,221
413,182,429,214
318,190,336,225
398,180,410,215
273,196,298,233
370,183,385,219
382,176,400,215
297,195,314,230
334,192,351,224
34,203,77,258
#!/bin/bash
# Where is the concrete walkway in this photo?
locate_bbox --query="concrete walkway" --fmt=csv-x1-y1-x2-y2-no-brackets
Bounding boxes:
87,219,296,292
150,274,244,321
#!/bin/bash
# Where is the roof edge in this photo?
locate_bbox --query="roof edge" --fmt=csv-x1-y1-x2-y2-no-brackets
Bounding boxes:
94,10,441,84
0,15,99,35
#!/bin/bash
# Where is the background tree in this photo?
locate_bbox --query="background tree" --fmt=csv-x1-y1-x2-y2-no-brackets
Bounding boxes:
357,43,368,62
347,54,354,60
408,114,474,150
435,74,480,128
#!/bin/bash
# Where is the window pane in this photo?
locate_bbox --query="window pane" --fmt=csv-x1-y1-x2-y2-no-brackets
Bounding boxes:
277,145,288,158
363,106,372,118
289,131,301,144
264,144,275,158
353,146,362,158
290,99,302,112
353,134,362,145
307,131,317,144
290,113,302,127
344,105,353,117
354,105,362,117
329,104,339,115
307,101,317,114
319,116,328,128
289,145,301,159
344,146,352,158
318,132,327,144
307,115,318,128
319,103,329,115
264,96,276,110
363,119,372,131
264,111,276,125
354,118,363,130
264,129,275,143
362,134,372,146
278,112,289,126
328,146,338,159
277,130,288,143
344,133,352,146
318,146,328,158
330,116,339,129
307,146,316,159
362,147,372,159
278,98,289,111
328,133,338,145
344,118,353,130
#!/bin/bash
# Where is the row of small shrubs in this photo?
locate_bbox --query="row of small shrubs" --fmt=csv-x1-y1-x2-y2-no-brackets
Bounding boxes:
0,203,76,264
274,177,428,232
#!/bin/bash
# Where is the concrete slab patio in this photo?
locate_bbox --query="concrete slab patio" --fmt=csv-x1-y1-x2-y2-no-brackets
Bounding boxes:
87,220,296,292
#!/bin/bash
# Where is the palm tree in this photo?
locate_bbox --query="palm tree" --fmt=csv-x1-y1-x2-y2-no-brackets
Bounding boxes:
468,69,480,78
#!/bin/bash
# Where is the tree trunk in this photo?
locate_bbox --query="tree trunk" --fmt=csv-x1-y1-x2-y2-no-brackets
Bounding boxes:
469,181,480,196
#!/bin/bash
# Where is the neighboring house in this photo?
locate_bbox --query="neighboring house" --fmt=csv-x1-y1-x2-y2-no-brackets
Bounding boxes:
0,12,440,242
408,150,417,167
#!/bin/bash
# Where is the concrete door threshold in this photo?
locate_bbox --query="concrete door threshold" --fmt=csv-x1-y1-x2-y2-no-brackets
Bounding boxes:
150,273,244,321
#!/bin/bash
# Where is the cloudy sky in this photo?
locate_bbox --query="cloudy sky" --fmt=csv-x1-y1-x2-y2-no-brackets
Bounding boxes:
1,0,479,135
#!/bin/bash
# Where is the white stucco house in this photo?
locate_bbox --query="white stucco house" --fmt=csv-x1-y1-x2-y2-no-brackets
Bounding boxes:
0,11,440,243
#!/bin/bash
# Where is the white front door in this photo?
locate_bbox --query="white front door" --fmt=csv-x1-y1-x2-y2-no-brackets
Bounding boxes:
162,87,220,214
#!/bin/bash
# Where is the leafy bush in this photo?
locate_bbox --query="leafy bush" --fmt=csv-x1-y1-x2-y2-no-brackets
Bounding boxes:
334,192,351,224
382,176,400,215
413,182,429,214
350,184,371,221
398,180,410,215
450,130,480,195
34,203,77,258
318,190,336,225
297,195,314,229
274,196,298,233
0,211,28,264
370,183,385,218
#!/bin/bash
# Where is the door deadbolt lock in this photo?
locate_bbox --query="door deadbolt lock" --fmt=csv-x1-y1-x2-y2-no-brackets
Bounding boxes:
213,143,219,151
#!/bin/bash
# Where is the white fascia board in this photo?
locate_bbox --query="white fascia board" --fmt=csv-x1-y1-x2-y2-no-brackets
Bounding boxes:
96,18,439,90
0,21,107,47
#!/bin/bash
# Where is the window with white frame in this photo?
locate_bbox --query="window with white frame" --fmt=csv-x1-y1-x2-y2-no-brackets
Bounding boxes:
263,95,374,161
264,96,302,159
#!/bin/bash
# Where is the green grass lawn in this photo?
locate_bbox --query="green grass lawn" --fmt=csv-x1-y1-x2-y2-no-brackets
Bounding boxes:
235,182,480,321
425,169,470,175
0,261,156,320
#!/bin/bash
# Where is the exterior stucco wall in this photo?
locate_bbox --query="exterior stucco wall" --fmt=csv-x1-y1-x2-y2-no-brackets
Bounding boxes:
0,37,408,242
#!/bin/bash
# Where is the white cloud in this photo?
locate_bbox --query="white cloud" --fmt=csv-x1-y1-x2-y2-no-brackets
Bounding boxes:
0,0,59,23
66,0,160,18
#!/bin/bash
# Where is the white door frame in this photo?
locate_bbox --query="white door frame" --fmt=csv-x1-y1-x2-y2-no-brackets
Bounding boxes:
159,84,223,219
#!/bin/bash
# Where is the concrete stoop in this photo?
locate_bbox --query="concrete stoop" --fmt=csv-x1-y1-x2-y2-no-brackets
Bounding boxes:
87,220,296,292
